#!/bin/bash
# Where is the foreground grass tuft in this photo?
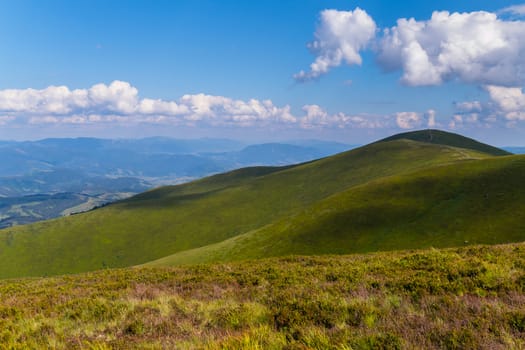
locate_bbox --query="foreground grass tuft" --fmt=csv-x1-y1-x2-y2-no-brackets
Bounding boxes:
0,243,524,348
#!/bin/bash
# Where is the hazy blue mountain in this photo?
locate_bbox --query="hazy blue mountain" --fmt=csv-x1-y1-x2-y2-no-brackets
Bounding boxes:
232,143,335,165
0,170,151,197
0,138,240,177
107,137,246,154
0,137,353,226
205,142,356,167
286,140,354,155
0,137,352,180
503,147,525,154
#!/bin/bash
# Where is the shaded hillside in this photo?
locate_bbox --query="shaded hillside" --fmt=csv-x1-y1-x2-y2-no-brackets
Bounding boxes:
149,154,525,266
0,137,490,278
379,129,511,156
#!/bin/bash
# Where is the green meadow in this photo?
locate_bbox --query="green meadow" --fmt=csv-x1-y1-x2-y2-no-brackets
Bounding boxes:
0,243,524,349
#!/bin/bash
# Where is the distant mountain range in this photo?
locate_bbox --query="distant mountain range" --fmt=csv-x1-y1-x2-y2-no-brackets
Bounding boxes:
0,137,352,227
503,147,525,154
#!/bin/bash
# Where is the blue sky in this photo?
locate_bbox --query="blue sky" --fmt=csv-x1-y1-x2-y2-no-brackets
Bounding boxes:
1,0,525,145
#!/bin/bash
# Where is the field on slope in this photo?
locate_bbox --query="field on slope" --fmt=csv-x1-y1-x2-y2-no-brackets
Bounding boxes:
148,153,525,266
0,135,492,278
0,243,524,349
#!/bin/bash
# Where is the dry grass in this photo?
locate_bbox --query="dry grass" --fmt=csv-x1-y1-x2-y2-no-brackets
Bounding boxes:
0,243,524,348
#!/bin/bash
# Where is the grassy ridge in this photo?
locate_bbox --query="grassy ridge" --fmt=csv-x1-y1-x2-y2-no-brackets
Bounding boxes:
0,243,524,349
379,129,512,156
0,139,488,278
147,154,525,266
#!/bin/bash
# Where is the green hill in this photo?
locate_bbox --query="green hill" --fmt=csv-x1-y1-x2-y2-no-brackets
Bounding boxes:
0,130,519,278
378,129,512,156
148,154,525,266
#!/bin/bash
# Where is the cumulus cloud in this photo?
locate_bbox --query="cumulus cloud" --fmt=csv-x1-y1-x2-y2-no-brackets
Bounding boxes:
0,81,300,127
0,81,193,119
88,81,138,114
138,98,189,116
450,96,508,129
455,101,483,113
395,112,422,129
180,94,296,125
0,81,148,116
425,109,437,128
451,85,525,127
499,4,525,16
485,85,525,121
0,86,88,114
0,81,399,130
297,8,525,88
394,110,438,130
29,116,60,124
301,104,389,129
2,81,455,132
294,8,376,81
301,104,331,127
378,10,525,86
449,115,463,129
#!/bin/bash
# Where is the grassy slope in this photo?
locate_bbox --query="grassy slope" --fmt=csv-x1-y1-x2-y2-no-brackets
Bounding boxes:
147,154,525,266
0,243,524,349
379,129,512,156
0,139,484,278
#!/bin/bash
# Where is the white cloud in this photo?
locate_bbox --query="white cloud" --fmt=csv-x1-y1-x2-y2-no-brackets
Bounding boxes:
395,112,421,129
29,116,60,124
301,104,331,127
138,98,189,116
0,81,299,128
377,10,525,86
455,101,483,113
499,4,525,16
0,85,88,114
62,115,87,124
0,81,444,131
294,8,376,81
485,85,525,121
466,113,479,123
88,81,139,114
484,85,525,112
449,115,462,129
300,104,389,129
180,94,297,125
88,114,103,122
425,109,437,128
180,94,227,119
297,8,525,87
0,81,141,115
